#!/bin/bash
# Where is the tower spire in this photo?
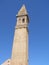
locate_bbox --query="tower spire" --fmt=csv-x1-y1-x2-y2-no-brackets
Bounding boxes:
17,5,28,16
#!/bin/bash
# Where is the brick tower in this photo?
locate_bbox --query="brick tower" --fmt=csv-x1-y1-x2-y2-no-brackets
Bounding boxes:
11,5,29,65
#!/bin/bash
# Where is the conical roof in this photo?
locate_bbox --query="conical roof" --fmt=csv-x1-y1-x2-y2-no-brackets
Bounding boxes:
17,5,28,16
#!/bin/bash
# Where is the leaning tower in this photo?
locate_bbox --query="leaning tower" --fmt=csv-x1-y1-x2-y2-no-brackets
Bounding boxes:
1,5,29,65
11,5,29,65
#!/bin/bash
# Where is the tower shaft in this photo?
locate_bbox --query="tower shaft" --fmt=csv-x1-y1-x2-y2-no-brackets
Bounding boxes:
11,28,28,65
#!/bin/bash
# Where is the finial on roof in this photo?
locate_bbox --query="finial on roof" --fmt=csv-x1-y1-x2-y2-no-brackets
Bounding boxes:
16,4,28,16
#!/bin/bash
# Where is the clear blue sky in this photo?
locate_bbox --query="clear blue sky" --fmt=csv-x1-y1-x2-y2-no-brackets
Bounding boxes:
0,0,49,65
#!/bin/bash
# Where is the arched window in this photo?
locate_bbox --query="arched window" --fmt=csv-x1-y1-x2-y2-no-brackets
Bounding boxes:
22,18,25,23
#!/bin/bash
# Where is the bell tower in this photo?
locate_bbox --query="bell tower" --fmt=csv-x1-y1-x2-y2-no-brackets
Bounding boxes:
16,5,29,29
11,5,29,65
